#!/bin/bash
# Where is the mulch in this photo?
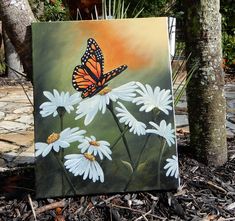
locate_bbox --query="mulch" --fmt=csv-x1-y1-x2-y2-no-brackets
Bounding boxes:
0,136,234,221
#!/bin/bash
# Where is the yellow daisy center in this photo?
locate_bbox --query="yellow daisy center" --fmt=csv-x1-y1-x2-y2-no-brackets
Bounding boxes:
99,87,111,95
84,153,95,161
47,133,60,144
89,140,100,147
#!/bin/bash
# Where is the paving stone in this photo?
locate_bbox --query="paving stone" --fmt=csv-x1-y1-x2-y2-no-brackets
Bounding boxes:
0,102,7,108
227,130,234,138
13,106,33,114
175,115,189,127
4,114,19,121
0,158,6,167
225,91,235,99
0,120,30,133
0,141,20,152
0,111,5,120
226,120,235,131
14,152,35,165
2,151,18,162
27,144,35,153
16,115,34,125
0,132,34,147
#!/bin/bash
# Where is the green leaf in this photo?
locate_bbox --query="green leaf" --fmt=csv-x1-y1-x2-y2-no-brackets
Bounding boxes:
121,160,133,173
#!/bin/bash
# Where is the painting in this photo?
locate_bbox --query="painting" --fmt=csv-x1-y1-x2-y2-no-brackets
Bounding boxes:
32,17,179,198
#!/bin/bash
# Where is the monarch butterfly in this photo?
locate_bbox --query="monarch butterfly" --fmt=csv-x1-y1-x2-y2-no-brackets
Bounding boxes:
72,38,128,98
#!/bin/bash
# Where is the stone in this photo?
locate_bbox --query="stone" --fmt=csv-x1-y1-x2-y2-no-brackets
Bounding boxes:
0,102,7,108
225,91,235,99
0,120,30,133
227,130,234,138
226,120,235,131
0,111,5,120
0,132,34,147
16,115,34,125
13,106,33,114
0,158,6,167
0,141,20,152
175,115,189,127
2,151,18,162
4,114,19,121
14,152,35,165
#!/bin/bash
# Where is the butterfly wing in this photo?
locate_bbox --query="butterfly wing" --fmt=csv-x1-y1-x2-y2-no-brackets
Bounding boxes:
72,38,128,98
72,38,104,98
99,64,128,86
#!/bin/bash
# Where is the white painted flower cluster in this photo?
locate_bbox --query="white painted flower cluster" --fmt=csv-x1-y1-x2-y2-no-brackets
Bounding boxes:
36,81,179,184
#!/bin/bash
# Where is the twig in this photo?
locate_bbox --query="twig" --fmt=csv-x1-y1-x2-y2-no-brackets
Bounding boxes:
109,203,166,220
35,200,66,215
28,194,37,221
134,209,152,221
207,181,227,194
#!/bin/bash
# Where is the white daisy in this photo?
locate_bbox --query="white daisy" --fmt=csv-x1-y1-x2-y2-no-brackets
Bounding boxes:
133,82,172,115
115,102,146,135
146,120,175,146
35,127,86,157
76,82,137,125
64,153,104,183
40,89,82,117
164,155,179,178
78,136,112,160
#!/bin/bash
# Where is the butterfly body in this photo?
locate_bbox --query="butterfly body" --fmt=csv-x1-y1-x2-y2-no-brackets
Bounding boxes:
72,38,128,98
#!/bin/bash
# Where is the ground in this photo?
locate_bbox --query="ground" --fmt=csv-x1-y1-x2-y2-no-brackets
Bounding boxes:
0,76,234,221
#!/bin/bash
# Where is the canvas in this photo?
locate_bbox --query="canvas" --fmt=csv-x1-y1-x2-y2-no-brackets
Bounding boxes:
32,17,179,198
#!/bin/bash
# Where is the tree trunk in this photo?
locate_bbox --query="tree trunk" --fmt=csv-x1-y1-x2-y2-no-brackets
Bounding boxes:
184,0,227,166
3,30,23,78
0,0,36,82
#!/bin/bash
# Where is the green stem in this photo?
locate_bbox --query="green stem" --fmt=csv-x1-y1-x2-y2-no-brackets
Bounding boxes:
57,106,66,195
52,152,77,195
157,138,166,188
107,102,133,166
111,126,129,151
124,134,151,191
59,115,65,195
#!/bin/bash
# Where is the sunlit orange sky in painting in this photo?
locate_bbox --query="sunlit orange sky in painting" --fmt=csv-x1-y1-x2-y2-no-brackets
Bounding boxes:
70,17,169,72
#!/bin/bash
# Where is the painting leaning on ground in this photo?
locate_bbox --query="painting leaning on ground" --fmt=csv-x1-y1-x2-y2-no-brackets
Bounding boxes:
32,17,179,198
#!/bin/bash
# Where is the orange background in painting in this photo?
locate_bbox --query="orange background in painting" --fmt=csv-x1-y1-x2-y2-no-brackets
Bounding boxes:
71,18,168,72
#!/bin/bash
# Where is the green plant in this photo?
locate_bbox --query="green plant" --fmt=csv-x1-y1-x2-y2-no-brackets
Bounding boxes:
223,33,235,65
220,0,235,65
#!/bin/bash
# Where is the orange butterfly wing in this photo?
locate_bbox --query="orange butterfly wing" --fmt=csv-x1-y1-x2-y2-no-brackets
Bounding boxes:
72,38,127,98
